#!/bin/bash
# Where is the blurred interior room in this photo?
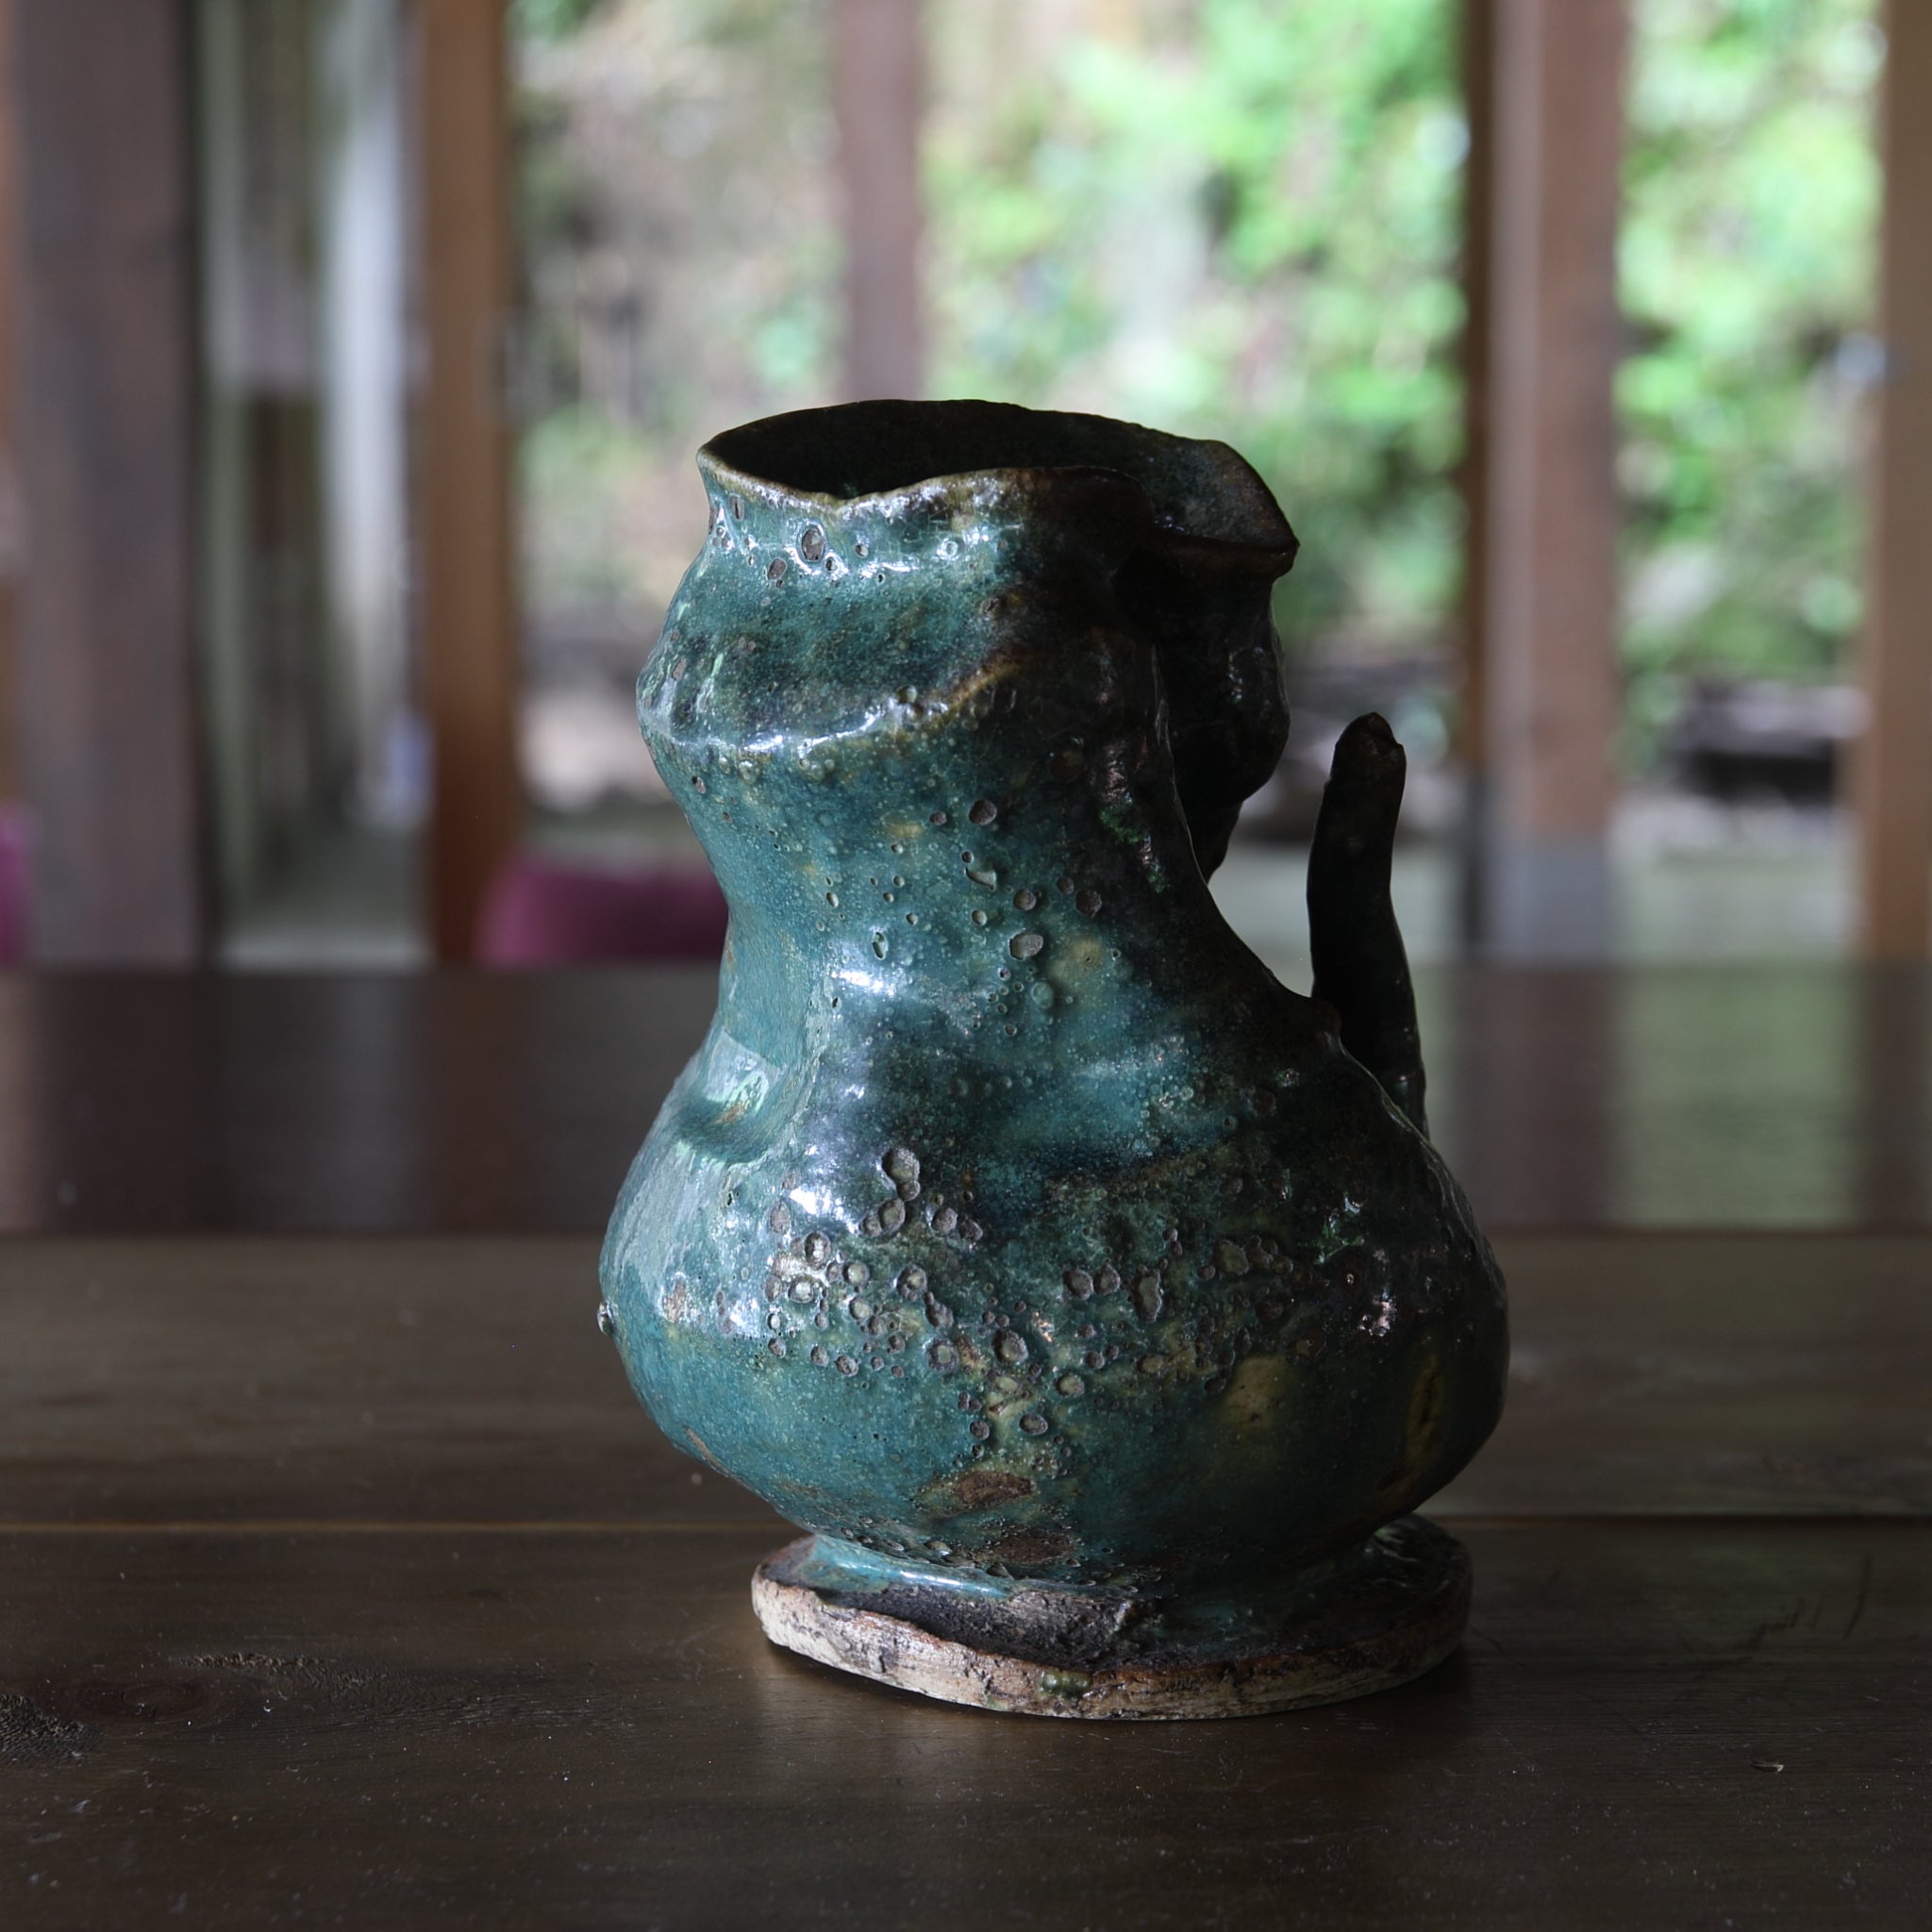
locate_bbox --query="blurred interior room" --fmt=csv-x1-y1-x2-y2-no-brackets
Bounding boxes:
2,0,1926,980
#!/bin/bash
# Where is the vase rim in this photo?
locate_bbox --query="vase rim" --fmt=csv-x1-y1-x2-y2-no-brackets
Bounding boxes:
697,399,1298,570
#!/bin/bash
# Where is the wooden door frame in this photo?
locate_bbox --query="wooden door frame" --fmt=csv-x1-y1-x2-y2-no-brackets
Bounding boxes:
1857,0,1932,958
414,0,521,962
11,0,205,963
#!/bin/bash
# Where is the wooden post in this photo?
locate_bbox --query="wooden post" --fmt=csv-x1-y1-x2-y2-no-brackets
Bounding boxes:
12,0,204,962
833,0,925,401
0,0,17,808
417,0,520,961
1455,0,1495,948
1476,0,1628,960
1857,1,1932,959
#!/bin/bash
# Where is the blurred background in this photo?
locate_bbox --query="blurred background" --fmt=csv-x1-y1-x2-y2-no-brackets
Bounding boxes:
0,0,1926,976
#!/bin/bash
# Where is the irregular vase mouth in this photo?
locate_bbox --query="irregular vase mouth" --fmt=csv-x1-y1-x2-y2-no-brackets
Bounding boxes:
701,399,1298,567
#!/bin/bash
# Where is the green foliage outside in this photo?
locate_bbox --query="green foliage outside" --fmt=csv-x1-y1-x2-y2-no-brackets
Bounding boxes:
515,0,1880,770
514,0,839,628
926,0,1467,654
512,0,609,45
1620,0,1880,753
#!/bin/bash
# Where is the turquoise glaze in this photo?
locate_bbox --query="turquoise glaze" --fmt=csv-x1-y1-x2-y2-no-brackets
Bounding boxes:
600,402,1507,1599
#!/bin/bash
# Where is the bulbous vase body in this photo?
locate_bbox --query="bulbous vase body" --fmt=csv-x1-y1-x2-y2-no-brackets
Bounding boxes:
600,402,1506,1614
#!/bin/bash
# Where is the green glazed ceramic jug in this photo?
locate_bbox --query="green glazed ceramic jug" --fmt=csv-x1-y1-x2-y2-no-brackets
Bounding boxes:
600,401,1507,1719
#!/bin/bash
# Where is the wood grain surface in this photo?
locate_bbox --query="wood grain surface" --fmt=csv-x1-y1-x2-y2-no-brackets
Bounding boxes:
0,966,1928,1234
3,970,1928,1924
0,1522,1923,1929
1,1235,1927,1528
0,1232,1924,1923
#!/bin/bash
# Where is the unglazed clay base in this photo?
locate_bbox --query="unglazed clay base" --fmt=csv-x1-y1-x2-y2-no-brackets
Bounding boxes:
753,1516,1470,1721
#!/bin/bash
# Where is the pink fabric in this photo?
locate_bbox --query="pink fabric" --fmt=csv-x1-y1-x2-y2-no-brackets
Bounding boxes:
477,854,727,966
0,807,29,964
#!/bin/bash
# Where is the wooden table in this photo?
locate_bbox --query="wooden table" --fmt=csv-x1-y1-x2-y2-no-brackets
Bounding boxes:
1,971,1927,1926
3,965,1929,1236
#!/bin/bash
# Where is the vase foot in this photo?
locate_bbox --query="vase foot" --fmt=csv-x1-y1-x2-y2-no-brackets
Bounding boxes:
751,1516,1470,1721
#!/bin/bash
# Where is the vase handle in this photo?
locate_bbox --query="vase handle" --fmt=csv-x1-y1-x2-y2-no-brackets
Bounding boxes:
1307,713,1427,1136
